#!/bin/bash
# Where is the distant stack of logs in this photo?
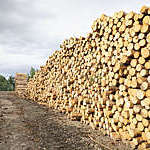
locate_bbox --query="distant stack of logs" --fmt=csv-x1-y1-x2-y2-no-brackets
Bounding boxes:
15,73,27,98
26,6,150,149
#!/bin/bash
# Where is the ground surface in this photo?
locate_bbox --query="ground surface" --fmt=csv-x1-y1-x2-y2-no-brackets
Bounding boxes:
0,92,131,150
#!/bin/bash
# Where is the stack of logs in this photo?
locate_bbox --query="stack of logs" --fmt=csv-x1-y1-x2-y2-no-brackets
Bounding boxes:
26,6,150,149
15,73,27,98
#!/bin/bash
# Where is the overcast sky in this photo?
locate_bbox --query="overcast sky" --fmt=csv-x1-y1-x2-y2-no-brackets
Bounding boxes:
0,0,150,78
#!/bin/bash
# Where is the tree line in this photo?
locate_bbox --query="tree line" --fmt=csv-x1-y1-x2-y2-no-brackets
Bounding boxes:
0,67,36,91
0,75,15,91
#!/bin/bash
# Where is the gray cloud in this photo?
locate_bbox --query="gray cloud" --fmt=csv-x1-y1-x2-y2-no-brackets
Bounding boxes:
0,0,57,55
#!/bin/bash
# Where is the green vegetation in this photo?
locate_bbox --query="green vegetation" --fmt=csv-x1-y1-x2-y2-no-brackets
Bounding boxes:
0,67,37,91
0,75,15,91
30,67,36,78
28,67,36,80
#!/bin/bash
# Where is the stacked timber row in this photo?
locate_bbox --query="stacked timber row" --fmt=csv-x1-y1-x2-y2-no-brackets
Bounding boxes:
15,73,27,98
26,6,150,149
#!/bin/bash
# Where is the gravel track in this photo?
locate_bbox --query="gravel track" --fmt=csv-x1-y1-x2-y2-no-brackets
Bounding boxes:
0,92,131,150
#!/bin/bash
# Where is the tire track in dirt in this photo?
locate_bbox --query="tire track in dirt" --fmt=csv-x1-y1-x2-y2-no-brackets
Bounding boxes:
0,92,131,150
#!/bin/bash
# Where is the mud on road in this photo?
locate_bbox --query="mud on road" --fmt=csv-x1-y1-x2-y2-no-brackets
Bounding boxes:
0,92,131,150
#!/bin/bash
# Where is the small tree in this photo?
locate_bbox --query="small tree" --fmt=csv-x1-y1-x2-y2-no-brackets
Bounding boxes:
28,67,36,79
0,75,8,91
7,76,15,91
0,75,15,91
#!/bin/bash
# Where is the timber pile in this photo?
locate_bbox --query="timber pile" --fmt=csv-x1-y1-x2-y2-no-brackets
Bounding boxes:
15,73,27,98
26,6,150,149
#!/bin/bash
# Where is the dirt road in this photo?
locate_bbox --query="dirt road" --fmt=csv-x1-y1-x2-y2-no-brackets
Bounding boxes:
0,92,131,150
